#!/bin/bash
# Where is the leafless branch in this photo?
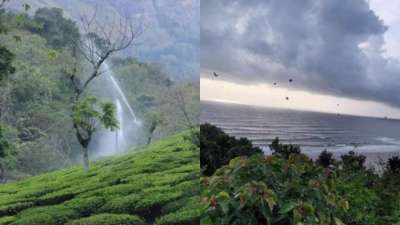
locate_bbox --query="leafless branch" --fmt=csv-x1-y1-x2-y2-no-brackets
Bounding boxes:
74,7,143,96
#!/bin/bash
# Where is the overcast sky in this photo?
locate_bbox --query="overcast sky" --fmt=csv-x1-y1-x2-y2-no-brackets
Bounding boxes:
201,0,400,118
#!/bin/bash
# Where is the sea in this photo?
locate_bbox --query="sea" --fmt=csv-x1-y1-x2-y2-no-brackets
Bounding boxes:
201,101,400,168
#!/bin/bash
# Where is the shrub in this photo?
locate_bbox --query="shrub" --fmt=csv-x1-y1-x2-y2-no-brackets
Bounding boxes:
101,190,183,217
387,156,400,174
35,191,74,205
270,137,301,159
341,151,366,170
200,123,262,176
66,213,144,225
316,150,335,168
64,196,106,216
156,209,200,225
202,154,348,225
11,205,79,225
0,216,15,225
0,202,33,216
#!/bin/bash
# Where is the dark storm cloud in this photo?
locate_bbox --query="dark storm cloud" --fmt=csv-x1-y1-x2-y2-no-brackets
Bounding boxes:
201,0,400,107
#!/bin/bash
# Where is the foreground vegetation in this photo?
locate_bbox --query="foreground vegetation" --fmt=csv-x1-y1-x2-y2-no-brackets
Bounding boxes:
0,132,200,225
201,123,400,225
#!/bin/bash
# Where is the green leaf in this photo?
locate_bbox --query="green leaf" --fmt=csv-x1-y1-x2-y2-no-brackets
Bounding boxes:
334,217,345,225
279,202,298,214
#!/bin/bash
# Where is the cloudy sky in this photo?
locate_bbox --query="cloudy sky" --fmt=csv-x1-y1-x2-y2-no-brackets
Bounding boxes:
201,0,400,118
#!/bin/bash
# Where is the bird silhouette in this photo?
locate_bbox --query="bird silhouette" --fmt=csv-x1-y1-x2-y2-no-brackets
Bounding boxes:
289,79,293,83
286,97,289,100
213,72,220,77
273,82,277,86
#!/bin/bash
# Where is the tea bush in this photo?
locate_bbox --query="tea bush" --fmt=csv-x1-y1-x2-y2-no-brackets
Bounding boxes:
66,213,144,225
0,132,200,225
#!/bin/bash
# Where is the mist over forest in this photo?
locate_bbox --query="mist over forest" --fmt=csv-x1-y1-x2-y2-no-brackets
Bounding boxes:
0,1,199,181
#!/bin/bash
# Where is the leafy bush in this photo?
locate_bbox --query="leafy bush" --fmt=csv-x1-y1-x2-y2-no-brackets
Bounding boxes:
200,123,262,176
387,156,400,174
341,151,366,171
270,137,301,159
156,209,200,225
0,132,200,224
201,125,400,225
64,196,106,216
316,150,336,168
12,205,79,225
66,213,144,225
0,216,15,225
202,154,348,225
0,202,33,216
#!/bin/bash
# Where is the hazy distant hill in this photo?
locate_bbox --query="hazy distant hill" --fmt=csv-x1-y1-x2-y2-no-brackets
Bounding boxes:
7,0,199,80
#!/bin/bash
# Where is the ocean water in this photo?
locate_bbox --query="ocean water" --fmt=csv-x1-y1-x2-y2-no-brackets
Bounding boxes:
201,101,400,165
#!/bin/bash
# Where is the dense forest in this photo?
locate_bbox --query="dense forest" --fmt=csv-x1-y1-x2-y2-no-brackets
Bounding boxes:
0,2,199,181
6,0,200,80
201,124,400,225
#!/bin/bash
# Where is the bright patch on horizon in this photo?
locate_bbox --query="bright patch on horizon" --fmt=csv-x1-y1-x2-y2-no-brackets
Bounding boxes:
201,77,400,119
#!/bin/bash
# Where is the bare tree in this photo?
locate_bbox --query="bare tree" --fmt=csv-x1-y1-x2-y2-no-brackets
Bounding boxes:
169,84,199,150
66,9,142,171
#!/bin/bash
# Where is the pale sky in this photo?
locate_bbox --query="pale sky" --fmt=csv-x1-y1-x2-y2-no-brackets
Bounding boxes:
201,0,400,119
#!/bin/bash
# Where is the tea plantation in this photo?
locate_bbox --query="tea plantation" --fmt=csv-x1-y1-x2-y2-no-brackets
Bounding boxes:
0,132,200,225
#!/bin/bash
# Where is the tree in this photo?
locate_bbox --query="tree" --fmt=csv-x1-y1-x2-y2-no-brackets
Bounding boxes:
66,9,141,171
386,156,400,174
0,125,10,181
0,1,15,83
270,137,301,159
341,151,366,171
72,96,118,171
316,150,335,168
200,123,262,176
29,7,80,49
144,112,164,145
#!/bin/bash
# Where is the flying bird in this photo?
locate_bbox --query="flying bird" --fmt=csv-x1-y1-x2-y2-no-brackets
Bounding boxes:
289,79,293,83
213,72,220,78
273,82,277,86
285,97,289,100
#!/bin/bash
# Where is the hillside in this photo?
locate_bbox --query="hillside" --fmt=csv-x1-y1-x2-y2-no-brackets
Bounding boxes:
6,0,200,80
0,132,200,225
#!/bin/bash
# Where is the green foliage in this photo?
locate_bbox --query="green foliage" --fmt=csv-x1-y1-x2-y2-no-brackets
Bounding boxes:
200,123,262,176
340,151,366,171
0,132,200,224
270,137,301,159
202,154,348,225
64,196,106,216
72,96,118,134
0,216,16,225
201,125,400,225
66,213,144,225
0,126,11,159
28,7,80,49
0,46,15,82
11,205,79,225
387,156,400,174
0,25,79,178
316,150,336,168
